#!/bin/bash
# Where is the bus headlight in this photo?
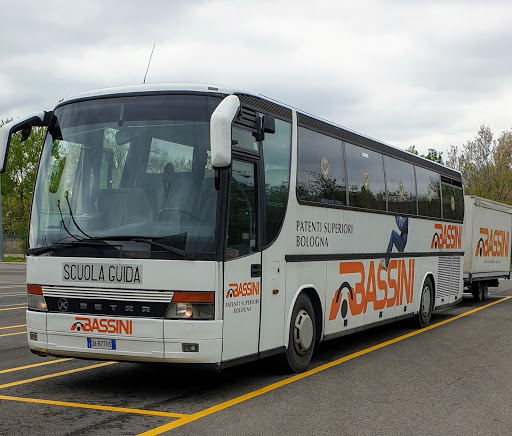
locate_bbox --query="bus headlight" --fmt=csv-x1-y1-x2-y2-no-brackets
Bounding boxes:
176,303,193,319
27,284,48,312
165,292,214,320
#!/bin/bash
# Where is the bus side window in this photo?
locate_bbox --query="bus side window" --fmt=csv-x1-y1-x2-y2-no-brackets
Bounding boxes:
345,143,386,211
416,166,441,218
297,127,346,206
441,183,464,222
262,119,291,246
227,160,257,259
384,156,417,215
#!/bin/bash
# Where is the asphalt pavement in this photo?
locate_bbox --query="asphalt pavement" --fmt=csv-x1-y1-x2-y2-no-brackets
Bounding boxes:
1,262,511,435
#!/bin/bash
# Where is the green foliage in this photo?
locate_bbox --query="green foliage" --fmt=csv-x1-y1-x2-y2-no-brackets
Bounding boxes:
406,145,419,155
447,125,512,204
423,148,443,164
1,119,46,252
406,145,443,164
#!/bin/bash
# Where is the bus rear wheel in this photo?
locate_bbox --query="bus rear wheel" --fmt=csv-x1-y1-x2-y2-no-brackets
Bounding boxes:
412,278,433,328
281,293,316,373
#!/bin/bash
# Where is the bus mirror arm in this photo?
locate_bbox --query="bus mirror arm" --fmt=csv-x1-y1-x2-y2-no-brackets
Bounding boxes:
0,111,52,173
210,95,241,170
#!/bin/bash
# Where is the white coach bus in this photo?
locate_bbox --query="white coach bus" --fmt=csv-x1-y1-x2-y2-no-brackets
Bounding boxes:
0,84,464,372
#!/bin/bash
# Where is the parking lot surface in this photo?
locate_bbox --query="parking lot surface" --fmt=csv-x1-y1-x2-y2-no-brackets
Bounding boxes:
1,262,512,435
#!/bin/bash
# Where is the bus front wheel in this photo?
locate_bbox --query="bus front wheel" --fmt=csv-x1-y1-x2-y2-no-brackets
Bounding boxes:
281,293,316,373
413,278,433,328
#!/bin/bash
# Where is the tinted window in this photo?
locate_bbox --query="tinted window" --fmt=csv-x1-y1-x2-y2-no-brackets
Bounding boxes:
31,94,221,259
227,160,257,259
263,119,291,246
416,166,441,218
442,184,464,222
297,127,345,206
345,143,385,210
384,156,416,214
232,127,258,152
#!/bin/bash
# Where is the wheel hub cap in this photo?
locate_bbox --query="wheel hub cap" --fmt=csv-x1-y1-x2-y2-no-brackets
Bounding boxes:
421,286,431,317
293,309,313,355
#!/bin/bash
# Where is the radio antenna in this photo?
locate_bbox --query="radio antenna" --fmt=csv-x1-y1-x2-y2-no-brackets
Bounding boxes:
143,44,156,84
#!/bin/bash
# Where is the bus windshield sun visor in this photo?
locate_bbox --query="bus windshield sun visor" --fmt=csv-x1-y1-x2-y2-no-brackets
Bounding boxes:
28,236,195,260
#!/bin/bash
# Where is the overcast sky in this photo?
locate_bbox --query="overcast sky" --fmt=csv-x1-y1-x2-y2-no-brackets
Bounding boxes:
1,0,511,157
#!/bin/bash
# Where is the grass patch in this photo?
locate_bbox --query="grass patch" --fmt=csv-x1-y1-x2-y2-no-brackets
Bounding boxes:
2,256,26,262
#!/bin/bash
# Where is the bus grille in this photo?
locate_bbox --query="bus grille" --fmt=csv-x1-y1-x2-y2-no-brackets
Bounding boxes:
42,286,174,318
437,257,461,300
42,286,174,302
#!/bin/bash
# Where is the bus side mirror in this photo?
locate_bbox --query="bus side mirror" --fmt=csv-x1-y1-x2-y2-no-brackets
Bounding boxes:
254,115,275,142
0,111,52,173
210,95,240,170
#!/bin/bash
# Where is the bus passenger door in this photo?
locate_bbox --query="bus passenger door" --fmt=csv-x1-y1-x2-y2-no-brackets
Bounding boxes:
222,158,262,363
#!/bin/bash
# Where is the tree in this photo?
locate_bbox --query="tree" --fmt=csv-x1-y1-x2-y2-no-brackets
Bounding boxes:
445,145,460,171
423,148,443,164
406,145,444,164
447,125,512,204
1,119,46,251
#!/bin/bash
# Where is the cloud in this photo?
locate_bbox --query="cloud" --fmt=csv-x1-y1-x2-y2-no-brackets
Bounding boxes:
1,0,512,158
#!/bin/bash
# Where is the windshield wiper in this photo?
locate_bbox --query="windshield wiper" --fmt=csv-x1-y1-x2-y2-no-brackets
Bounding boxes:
92,236,196,260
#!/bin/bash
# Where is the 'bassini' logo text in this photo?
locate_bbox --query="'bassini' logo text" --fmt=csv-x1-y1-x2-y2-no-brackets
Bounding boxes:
431,223,462,250
329,259,415,321
226,282,260,299
70,317,132,335
475,228,510,257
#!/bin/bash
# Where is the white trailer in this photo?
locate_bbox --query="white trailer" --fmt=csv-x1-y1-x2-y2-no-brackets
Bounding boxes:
463,195,512,301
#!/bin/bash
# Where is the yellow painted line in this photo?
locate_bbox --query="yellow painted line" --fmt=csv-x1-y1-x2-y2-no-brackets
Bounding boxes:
0,303,26,308
0,306,26,311
0,285,26,290
0,331,25,338
0,395,188,418
0,361,117,390
0,324,26,330
0,359,72,375
138,296,512,435
0,293,26,297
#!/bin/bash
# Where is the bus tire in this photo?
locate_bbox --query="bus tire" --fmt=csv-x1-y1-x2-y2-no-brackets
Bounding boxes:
472,283,483,302
281,293,316,373
412,277,433,329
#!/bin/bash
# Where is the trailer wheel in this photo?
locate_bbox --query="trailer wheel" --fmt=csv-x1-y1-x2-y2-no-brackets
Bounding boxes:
472,283,483,302
412,277,433,328
280,293,316,373
482,283,489,301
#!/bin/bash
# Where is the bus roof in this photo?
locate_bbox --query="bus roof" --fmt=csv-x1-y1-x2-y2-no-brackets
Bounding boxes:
58,82,462,181
59,83,242,105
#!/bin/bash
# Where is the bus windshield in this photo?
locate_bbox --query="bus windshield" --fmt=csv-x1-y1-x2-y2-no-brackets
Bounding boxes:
29,94,222,260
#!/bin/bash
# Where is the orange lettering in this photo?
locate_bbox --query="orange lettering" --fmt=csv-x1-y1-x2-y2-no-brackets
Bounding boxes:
340,262,365,316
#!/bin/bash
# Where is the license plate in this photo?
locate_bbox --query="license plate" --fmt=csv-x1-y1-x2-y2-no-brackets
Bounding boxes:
87,338,116,350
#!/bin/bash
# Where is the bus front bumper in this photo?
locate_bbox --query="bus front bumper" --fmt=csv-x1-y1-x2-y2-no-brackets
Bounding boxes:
27,311,223,364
